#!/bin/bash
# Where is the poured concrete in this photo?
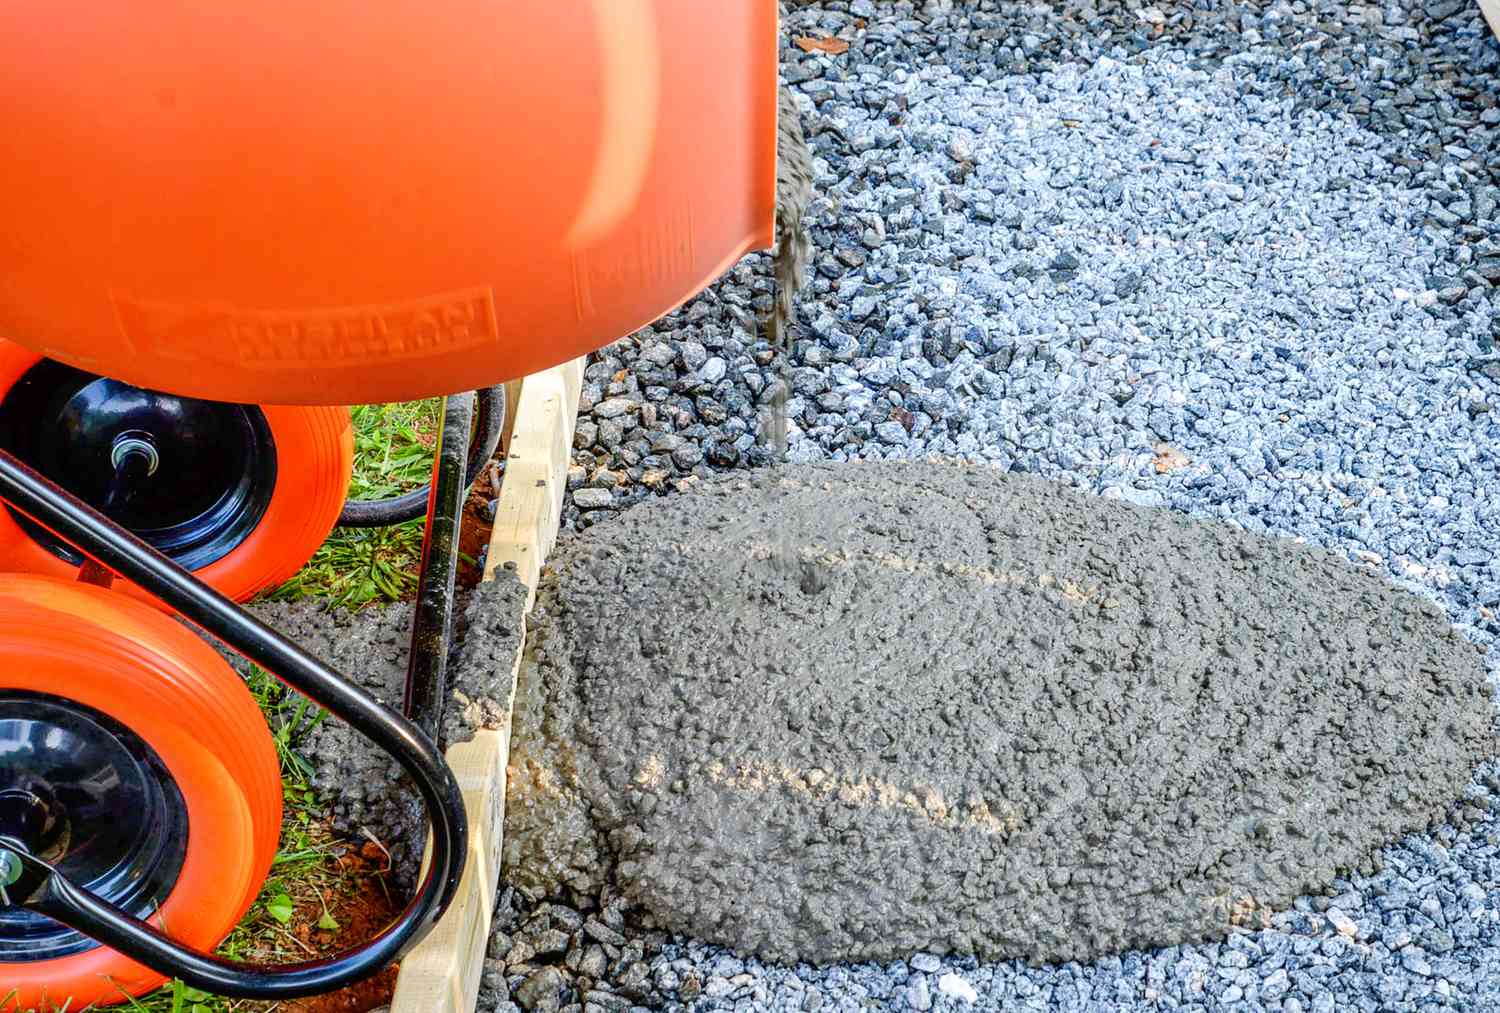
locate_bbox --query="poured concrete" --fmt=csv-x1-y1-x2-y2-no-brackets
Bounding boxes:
504,461,1496,965
245,575,526,888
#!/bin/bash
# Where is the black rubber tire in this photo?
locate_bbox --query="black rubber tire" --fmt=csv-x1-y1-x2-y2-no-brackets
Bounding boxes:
337,385,506,528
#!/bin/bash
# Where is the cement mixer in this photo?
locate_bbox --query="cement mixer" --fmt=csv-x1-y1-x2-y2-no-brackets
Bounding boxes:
0,2,780,1007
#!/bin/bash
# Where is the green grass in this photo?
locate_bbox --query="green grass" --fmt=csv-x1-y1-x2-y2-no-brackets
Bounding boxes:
265,399,443,609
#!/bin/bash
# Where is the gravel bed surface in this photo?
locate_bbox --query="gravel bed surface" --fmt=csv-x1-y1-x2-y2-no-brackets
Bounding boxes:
474,1,1500,1011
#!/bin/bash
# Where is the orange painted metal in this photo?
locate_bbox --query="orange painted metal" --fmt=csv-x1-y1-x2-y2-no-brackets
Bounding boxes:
0,575,281,1010
0,342,355,603
0,1,778,405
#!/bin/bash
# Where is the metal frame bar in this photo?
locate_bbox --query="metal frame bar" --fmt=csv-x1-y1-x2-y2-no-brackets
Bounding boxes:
0,436,470,999
388,358,582,1013
404,393,473,742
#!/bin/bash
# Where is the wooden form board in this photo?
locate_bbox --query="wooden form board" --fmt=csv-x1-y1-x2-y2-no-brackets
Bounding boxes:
483,362,584,603
389,357,583,1013
1484,0,1500,41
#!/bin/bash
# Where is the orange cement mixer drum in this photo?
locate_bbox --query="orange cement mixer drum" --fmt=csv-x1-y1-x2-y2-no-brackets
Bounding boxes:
0,1,777,406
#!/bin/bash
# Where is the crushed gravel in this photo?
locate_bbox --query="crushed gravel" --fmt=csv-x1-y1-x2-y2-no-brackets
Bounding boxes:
346,2,1500,1010
566,1,1500,544
486,1,1500,1010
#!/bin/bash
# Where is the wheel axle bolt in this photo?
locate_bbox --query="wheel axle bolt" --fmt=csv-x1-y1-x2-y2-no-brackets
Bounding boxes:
111,432,160,477
0,848,20,906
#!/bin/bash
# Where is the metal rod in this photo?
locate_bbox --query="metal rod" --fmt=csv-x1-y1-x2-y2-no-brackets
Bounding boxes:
0,448,467,999
403,392,474,744
338,385,504,528
101,443,153,515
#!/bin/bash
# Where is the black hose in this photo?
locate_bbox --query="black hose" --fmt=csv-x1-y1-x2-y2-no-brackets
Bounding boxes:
337,385,506,528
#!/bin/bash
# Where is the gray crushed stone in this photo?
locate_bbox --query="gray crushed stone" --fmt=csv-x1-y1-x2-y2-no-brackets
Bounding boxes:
479,1,1500,1010
239,574,525,889
503,462,1495,967
566,3,1500,536
313,2,1500,1009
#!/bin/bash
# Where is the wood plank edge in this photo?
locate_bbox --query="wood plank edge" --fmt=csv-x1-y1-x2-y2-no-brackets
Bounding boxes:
390,358,584,1013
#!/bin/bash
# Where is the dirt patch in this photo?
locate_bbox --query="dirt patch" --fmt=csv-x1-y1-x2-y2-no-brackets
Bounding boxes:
457,469,502,590
278,847,403,1013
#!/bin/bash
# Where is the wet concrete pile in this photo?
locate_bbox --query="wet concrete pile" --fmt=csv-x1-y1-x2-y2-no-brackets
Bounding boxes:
503,461,1496,965
246,575,527,886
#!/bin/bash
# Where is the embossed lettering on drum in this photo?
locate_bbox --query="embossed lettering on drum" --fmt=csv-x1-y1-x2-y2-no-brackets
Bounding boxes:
570,203,696,323
113,288,500,369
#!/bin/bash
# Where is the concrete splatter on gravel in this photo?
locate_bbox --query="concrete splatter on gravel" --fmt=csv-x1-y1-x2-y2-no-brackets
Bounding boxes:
243,575,525,890
504,461,1495,966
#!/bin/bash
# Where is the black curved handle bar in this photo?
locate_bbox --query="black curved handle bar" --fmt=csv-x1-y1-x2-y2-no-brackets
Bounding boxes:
0,448,468,999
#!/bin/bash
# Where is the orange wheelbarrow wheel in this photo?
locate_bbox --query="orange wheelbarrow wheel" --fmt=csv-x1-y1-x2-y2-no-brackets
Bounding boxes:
0,574,282,1010
0,342,353,603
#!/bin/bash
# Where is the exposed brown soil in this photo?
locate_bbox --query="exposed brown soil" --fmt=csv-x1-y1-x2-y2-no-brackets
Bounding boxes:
274,844,405,1013
456,457,504,590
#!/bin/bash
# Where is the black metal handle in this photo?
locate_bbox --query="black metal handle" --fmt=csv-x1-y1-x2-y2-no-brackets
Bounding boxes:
0,448,468,999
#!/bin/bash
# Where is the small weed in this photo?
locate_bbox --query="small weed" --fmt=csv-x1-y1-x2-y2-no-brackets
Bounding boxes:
215,671,358,972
